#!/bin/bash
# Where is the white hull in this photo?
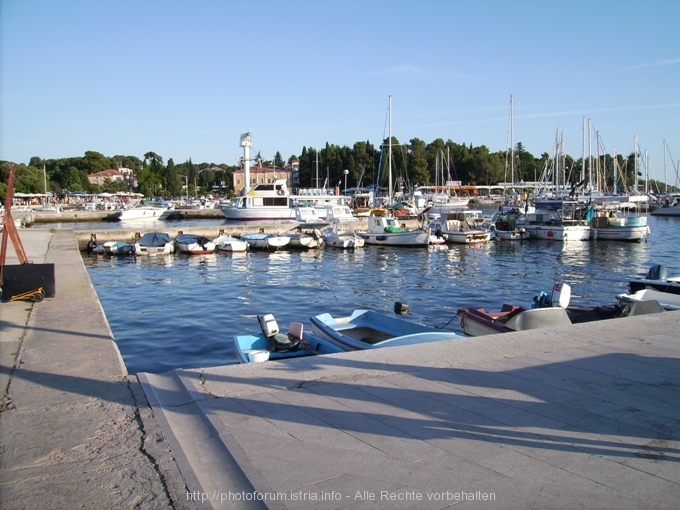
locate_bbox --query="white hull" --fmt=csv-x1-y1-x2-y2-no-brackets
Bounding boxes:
591,226,650,241
111,206,173,221
495,229,530,241
103,241,134,255
241,233,291,250
213,235,248,252
175,242,216,255
616,289,680,310
445,230,491,244
324,233,365,249
527,225,591,241
651,206,680,216
135,243,174,256
359,230,429,247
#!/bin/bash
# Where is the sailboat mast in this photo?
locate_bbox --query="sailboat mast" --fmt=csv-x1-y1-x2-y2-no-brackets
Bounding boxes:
510,95,514,186
388,95,393,205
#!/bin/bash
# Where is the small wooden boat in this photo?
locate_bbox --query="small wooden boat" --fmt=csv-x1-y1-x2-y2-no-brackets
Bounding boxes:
175,234,216,255
310,309,459,350
213,234,248,253
233,315,345,363
102,241,135,255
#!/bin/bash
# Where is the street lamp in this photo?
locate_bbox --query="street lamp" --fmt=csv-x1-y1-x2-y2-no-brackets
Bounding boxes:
343,169,349,195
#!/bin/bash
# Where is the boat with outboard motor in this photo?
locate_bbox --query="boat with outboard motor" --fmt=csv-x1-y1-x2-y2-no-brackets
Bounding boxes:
616,289,680,311
457,282,664,336
628,264,680,296
310,309,460,350
174,234,216,255
233,314,345,363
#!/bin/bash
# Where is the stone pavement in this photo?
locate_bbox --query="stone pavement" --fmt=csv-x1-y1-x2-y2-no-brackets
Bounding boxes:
0,229,191,509
142,310,680,510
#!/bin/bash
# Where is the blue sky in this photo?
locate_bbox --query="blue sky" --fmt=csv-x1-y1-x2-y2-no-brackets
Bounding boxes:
2,0,679,184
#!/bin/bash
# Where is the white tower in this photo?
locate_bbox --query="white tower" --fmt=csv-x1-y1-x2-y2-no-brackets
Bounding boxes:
240,131,252,194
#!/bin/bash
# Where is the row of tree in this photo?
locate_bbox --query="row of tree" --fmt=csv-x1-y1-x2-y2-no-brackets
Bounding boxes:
1,138,670,199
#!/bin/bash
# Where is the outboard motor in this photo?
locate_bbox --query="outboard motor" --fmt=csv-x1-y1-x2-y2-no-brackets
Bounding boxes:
646,264,667,281
257,314,279,338
551,282,571,308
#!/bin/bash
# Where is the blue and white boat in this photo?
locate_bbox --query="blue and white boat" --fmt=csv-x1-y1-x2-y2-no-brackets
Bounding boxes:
310,309,459,350
233,315,345,363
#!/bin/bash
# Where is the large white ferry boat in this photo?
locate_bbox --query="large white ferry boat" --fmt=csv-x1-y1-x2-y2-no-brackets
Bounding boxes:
218,132,347,221
217,179,348,221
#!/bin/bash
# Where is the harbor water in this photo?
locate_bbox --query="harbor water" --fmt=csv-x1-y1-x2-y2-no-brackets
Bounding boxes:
69,214,679,374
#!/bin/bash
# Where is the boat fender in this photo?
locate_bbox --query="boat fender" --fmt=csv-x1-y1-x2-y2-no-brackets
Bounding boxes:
87,240,97,250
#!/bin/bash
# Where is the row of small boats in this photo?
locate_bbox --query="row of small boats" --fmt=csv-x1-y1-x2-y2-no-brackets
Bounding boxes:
97,232,248,256
235,265,679,364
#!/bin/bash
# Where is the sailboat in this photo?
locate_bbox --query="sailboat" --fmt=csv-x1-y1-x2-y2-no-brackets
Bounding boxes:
33,166,60,213
492,96,530,240
358,96,429,247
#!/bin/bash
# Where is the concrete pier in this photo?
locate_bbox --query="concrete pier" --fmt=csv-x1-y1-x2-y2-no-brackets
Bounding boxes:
2,228,680,509
0,229,192,509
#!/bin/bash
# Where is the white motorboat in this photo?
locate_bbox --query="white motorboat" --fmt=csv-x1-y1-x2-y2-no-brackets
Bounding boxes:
310,309,460,351
240,232,291,250
615,289,680,311
213,234,248,253
102,241,135,255
429,212,491,245
322,205,364,249
357,209,429,247
174,234,216,255
651,196,680,216
134,232,175,256
104,200,174,221
628,265,680,296
488,208,530,241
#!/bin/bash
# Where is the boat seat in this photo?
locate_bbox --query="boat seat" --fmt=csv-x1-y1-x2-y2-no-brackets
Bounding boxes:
505,307,572,331
288,322,304,341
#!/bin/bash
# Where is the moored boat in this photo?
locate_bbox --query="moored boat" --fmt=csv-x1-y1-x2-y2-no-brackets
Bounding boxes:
175,234,216,255
357,209,429,247
102,241,135,255
104,200,174,221
240,231,291,250
429,212,491,245
234,315,345,363
628,265,680,296
615,289,680,311
213,234,248,253
134,232,175,256
310,309,460,350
